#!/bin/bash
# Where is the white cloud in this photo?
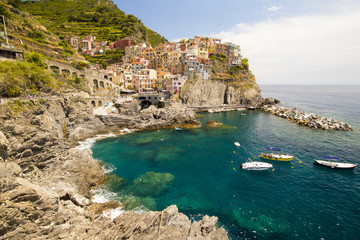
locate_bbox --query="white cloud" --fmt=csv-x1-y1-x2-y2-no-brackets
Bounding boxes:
211,9,360,85
267,5,283,12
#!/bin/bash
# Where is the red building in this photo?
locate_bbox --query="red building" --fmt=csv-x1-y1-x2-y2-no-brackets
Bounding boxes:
114,37,133,49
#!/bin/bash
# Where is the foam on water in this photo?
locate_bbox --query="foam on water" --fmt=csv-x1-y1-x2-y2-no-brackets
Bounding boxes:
102,207,124,220
91,188,118,203
76,133,117,150
102,164,116,174
119,128,136,134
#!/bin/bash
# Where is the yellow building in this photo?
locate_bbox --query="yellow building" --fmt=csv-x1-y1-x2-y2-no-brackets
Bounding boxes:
156,72,172,90
141,47,155,60
198,44,209,59
208,45,216,55
156,53,169,72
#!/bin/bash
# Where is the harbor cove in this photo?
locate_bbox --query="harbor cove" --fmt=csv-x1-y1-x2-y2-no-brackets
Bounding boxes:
91,85,360,240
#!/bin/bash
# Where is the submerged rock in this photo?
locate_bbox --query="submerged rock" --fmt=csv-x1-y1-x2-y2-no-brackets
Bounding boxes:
232,209,290,237
127,171,175,197
206,120,224,128
102,174,126,192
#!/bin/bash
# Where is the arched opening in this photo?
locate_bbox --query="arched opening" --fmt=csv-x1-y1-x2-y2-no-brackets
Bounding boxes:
61,69,71,75
140,100,152,110
50,66,60,72
100,81,105,88
91,101,96,107
98,101,103,107
93,79,99,89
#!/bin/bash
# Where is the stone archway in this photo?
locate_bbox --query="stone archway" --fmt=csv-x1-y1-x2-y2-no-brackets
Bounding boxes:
100,81,105,88
61,69,71,75
91,100,96,107
98,101,103,107
50,66,60,72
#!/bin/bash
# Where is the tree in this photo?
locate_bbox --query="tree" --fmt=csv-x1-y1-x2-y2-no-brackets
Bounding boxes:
241,58,249,71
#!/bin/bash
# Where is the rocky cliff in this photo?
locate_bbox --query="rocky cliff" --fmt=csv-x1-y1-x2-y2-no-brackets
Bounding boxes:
0,94,227,239
179,55,263,108
179,78,263,108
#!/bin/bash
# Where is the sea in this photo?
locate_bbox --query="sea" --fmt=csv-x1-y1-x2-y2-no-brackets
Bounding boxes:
91,85,360,240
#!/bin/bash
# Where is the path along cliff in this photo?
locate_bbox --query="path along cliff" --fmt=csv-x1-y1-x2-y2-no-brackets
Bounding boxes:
0,93,228,240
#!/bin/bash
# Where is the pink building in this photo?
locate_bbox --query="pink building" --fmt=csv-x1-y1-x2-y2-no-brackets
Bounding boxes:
167,74,188,95
132,69,157,92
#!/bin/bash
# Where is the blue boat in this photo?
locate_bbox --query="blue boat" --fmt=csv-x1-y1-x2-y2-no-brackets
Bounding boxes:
174,127,182,131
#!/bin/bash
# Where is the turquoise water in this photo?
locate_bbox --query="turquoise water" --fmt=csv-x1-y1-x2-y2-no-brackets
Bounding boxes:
92,85,360,240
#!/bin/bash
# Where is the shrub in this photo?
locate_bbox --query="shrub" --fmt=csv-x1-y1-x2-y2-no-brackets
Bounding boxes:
25,52,47,68
0,60,57,97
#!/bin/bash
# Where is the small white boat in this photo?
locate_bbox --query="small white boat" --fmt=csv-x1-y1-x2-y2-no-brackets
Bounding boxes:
174,127,182,131
208,109,214,113
314,156,357,170
241,159,273,171
234,142,241,147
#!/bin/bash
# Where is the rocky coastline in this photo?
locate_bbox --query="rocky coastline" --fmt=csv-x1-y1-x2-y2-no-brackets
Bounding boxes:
0,93,228,240
262,104,353,131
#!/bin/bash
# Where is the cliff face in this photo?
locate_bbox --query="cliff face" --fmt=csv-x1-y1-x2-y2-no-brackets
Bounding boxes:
0,94,227,239
179,78,263,108
179,55,263,108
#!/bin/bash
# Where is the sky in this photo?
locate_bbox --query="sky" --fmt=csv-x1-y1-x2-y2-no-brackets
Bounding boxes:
113,0,360,85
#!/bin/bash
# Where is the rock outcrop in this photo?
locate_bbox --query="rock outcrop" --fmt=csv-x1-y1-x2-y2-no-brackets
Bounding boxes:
0,93,227,239
179,78,263,108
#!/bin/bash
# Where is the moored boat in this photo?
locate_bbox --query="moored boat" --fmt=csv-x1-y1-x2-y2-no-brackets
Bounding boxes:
174,127,182,131
314,156,357,170
241,159,273,170
260,147,294,161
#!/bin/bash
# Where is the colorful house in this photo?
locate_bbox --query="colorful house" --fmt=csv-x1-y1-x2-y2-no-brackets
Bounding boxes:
167,74,188,95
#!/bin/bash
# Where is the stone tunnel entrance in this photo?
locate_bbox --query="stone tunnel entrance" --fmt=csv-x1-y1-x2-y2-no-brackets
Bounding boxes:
140,100,152,109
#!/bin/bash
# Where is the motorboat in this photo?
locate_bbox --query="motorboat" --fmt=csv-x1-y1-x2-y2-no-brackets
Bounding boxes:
234,142,241,147
314,156,357,170
241,159,273,171
208,109,214,113
260,147,294,161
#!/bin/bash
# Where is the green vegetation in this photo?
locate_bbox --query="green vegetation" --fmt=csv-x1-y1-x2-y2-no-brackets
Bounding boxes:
0,60,57,97
84,49,125,68
25,51,47,68
209,53,228,63
209,54,258,90
0,56,89,98
20,0,167,47
241,58,249,71
58,40,74,55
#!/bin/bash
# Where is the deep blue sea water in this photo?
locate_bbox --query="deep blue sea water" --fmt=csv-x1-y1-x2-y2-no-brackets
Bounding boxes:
92,85,360,240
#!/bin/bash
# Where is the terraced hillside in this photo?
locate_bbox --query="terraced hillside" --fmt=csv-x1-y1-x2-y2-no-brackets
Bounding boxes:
20,0,167,47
